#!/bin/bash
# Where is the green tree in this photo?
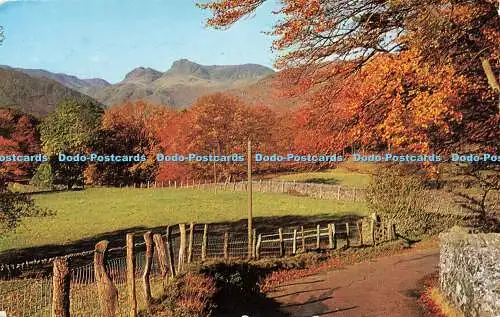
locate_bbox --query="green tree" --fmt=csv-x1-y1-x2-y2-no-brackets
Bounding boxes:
0,174,49,234
40,98,103,189
0,188,34,233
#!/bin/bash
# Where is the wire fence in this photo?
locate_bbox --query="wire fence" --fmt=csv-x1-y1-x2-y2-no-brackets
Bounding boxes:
0,218,393,316
120,180,366,202
0,249,165,317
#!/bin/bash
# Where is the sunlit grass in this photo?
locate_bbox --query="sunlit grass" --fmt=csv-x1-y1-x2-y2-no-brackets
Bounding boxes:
0,187,367,253
274,167,372,188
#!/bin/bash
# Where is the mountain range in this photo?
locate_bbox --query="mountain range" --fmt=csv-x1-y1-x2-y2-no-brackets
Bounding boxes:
0,59,302,117
0,67,101,117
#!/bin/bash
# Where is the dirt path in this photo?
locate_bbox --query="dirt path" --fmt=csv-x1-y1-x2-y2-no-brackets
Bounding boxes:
266,248,439,317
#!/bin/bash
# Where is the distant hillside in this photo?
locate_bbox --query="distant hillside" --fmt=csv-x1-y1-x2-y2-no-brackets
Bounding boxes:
93,59,276,107
229,72,306,111
0,68,101,117
0,65,111,97
0,60,304,113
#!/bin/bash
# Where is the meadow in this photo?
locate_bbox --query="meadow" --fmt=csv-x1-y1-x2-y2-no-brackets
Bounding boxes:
274,165,374,188
0,187,368,253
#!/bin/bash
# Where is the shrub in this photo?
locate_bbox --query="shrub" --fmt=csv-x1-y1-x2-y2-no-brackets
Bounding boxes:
366,164,459,240
30,162,54,190
156,273,216,317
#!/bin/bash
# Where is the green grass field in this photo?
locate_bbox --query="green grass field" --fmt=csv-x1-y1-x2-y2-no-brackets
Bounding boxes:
274,167,373,188
0,187,367,253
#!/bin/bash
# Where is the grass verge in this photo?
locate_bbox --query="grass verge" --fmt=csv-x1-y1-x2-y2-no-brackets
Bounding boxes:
418,272,465,317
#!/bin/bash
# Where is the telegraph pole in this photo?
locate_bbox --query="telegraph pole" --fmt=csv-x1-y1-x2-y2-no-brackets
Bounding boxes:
247,139,253,259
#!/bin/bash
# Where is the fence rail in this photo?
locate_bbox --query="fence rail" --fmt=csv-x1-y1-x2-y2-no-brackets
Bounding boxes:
0,218,396,316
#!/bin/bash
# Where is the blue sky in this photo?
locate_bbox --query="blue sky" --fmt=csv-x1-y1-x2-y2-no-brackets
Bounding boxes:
0,0,278,83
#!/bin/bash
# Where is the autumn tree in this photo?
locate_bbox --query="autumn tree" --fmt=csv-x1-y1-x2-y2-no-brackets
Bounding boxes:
199,0,499,154
186,93,249,181
0,108,46,233
89,101,170,186
0,108,41,181
200,0,499,231
155,110,193,182
154,93,283,182
40,99,103,189
187,93,279,181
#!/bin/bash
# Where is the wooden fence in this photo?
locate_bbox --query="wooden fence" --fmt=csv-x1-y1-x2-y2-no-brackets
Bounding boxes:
0,219,396,317
121,180,365,201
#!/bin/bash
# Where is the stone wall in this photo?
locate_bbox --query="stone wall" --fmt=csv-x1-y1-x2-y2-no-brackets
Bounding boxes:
439,226,500,317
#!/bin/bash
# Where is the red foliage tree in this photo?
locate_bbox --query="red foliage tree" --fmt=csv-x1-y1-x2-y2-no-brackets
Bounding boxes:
155,93,284,182
0,109,41,182
199,0,499,155
89,101,172,186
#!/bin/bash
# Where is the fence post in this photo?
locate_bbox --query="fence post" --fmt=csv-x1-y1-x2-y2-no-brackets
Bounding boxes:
165,226,176,278
345,223,350,248
328,224,333,249
391,222,397,240
337,185,341,200
126,234,137,317
301,226,306,252
201,224,208,262
281,180,285,193
292,229,297,254
371,219,376,246
153,234,169,289
142,231,153,311
331,223,337,249
279,228,284,257
187,222,195,264
223,231,229,260
252,228,257,259
52,258,70,317
256,234,262,260
387,220,395,241
316,224,321,249
94,240,118,317
357,221,363,246
174,181,177,189
178,224,187,272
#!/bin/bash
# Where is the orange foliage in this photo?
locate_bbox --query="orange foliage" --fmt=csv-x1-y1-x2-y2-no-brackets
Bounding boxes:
155,93,285,182
0,109,40,182
89,101,174,185
200,0,499,156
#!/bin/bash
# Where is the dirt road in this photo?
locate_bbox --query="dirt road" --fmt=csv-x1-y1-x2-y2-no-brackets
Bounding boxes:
266,248,439,317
